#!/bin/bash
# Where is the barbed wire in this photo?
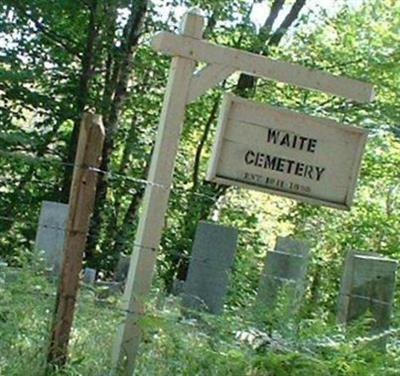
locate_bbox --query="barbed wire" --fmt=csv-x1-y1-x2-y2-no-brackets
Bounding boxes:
0,148,273,262
345,293,392,307
0,219,243,262
0,149,219,202
0,210,280,261
0,218,165,260
0,149,167,188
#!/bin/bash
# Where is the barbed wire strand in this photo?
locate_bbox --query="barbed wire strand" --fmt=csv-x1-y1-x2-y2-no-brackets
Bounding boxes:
0,150,219,201
0,210,278,259
0,216,279,264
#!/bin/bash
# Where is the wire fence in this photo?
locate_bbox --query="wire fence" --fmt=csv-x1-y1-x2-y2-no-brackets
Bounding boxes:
0,149,220,201
0,146,284,279
3,147,399,354
0,148,237,265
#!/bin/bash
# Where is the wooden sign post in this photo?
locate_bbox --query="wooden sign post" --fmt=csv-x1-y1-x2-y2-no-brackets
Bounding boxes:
111,10,205,375
112,8,374,375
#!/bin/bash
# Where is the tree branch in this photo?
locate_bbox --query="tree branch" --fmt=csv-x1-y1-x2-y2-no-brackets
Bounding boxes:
267,0,307,47
258,0,285,46
237,0,287,93
8,0,81,57
192,97,220,189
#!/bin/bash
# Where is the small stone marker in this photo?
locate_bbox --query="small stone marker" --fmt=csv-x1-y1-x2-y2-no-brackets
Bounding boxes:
181,221,238,314
0,260,7,270
95,281,124,303
0,260,7,282
34,201,69,276
171,278,185,296
83,268,96,284
257,237,310,311
337,250,397,344
114,255,130,282
0,261,22,284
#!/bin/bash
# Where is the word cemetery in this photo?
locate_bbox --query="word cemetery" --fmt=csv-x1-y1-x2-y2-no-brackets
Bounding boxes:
244,151,326,181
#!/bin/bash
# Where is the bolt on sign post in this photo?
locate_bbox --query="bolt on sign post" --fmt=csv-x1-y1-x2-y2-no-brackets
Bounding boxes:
112,8,374,375
47,113,105,369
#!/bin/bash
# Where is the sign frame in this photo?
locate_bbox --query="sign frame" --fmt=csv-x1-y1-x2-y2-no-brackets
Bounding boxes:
113,8,374,374
206,94,368,210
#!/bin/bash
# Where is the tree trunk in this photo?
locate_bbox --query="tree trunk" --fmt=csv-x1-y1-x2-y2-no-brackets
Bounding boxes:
61,0,100,202
85,0,148,263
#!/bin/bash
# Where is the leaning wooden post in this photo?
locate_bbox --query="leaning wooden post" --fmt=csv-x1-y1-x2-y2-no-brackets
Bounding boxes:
47,113,105,368
111,9,204,375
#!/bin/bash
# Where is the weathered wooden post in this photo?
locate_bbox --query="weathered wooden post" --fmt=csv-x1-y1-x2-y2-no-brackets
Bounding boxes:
257,237,309,313
337,250,397,346
47,113,105,368
181,221,238,314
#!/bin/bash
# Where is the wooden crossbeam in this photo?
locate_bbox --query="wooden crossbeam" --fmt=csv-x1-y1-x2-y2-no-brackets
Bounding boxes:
152,31,375,103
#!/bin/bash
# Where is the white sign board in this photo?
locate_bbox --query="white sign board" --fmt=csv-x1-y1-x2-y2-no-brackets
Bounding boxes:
206,95,368,210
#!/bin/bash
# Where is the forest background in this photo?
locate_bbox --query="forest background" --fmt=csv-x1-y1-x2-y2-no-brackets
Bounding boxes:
0,0,399,374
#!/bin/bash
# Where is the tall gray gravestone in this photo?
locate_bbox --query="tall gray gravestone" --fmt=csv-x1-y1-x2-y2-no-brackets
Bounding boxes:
337,250,397,344
114,254,130,282
34,201,69,276
181,221,238,314
257,237,310,311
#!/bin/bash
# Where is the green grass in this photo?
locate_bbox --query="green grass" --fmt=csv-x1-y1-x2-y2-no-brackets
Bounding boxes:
1,265,400,375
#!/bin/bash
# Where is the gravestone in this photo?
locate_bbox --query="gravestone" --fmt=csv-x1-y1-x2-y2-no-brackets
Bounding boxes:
34,201,69,276
0,260,22,283
0,260,7,282
337,250,397,345
171,278,185,296
114,254,130,283
257,237,310,311
181,221,238,314
95,281,124,304
83,268,96,284
0,260,7,270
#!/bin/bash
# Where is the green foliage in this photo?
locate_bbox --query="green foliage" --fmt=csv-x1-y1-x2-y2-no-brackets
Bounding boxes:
1,0,400,374
1,266,400,375
0,257,122,375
